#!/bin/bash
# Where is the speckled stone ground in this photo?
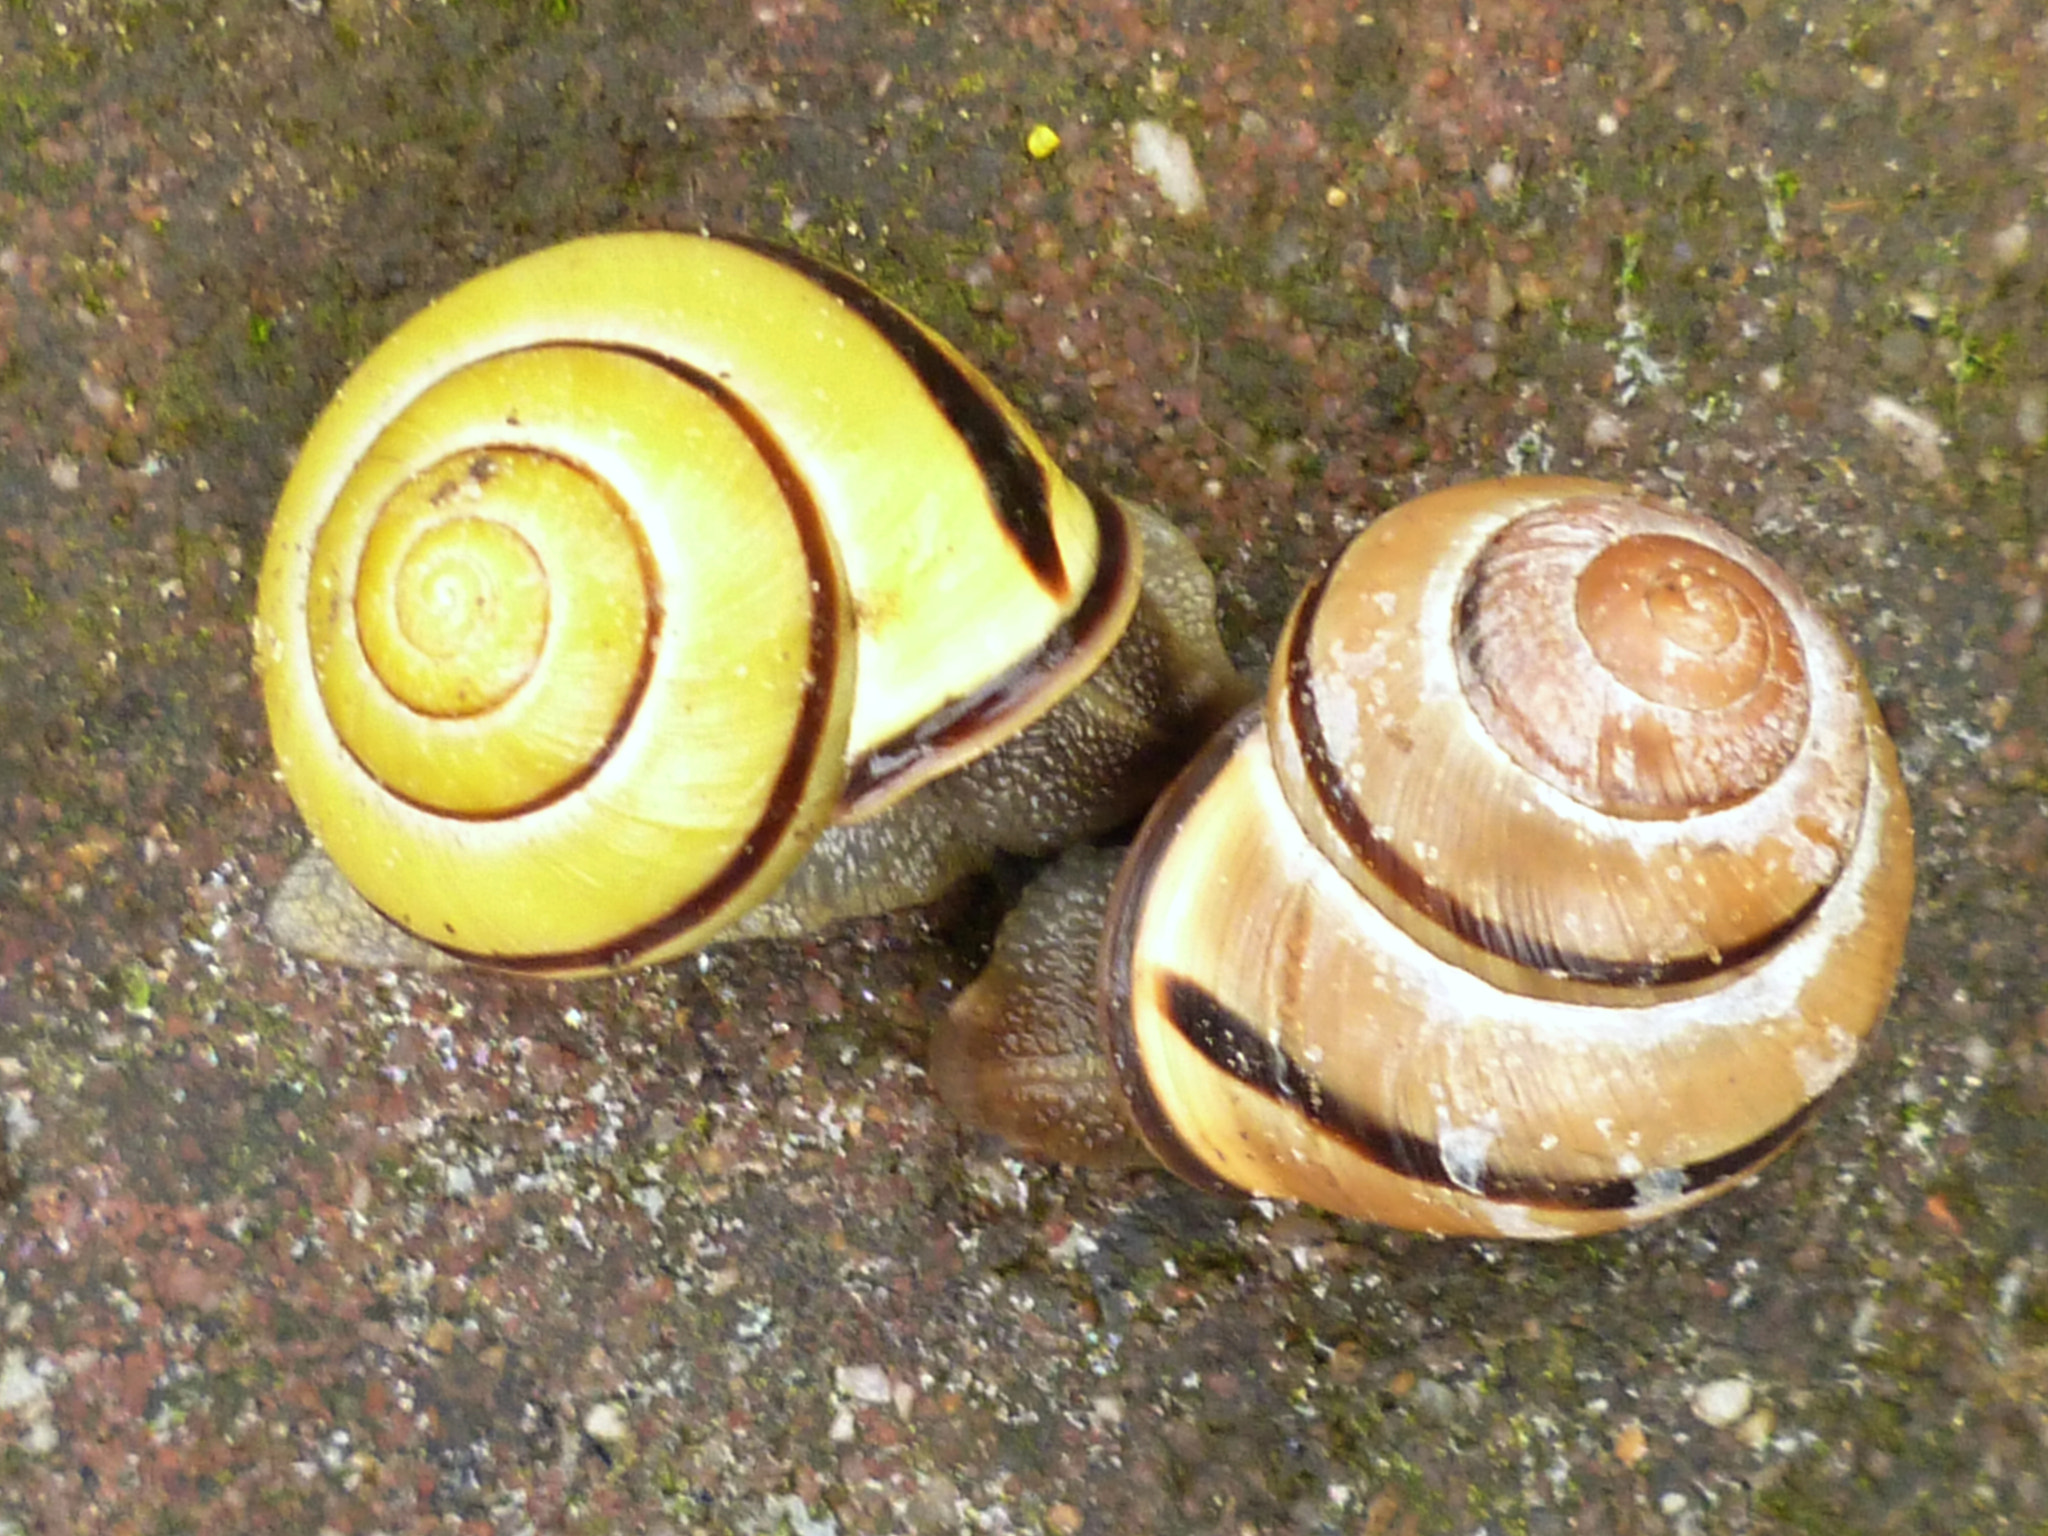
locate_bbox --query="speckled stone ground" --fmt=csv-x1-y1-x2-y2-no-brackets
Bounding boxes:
2,2,2045,1533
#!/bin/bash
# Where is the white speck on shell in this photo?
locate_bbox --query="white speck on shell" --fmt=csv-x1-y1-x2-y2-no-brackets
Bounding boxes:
1791,1023,1861,1098
1632,1167,1687,1208
1436,1114,1500,1195
1480,1201,1578,1240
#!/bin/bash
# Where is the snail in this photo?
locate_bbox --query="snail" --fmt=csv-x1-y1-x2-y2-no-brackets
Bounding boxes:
254,232,1248,975
933,477,1915,1238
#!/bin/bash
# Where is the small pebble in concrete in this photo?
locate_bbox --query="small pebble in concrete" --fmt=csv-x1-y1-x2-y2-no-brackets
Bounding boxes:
835,1362,893,1404
583,1400,631,1449
1690,1377,1754,1428
1131,120,1205,216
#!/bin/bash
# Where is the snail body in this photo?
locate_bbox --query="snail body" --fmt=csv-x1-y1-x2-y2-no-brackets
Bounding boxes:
256,233,1246,974
935,478,1915,1238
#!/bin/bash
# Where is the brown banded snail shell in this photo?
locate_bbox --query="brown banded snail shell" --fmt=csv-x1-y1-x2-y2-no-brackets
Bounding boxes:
254,233,1248,975
934,477,1915,1238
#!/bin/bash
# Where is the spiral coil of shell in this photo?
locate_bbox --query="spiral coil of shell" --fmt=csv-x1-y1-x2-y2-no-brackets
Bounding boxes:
940,478,1915,1238
255,233,1245,975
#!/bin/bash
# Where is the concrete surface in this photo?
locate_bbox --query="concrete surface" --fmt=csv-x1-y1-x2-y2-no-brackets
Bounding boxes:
1,2,2043,1532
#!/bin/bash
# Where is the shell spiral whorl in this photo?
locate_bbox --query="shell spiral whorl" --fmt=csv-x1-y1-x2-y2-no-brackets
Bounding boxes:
256,233,1256,975
940,476,1916,1240
1269,480,1875,993
1456,496,1810,817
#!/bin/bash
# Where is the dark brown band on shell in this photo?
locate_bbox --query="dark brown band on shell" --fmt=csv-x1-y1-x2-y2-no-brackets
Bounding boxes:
1099,707,1263,1198
1284,560,1829,987
735,237,1069,597
841,484,1134,814
387,347,845,974
1153,972,1821,1212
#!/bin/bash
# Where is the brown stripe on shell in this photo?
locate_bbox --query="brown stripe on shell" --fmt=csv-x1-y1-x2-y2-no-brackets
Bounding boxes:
387,345,846,974
733,237,1069,597
841,484,1134,813
1098,707,1264,1199
1154,972,1822,1213
1283,560,1830,987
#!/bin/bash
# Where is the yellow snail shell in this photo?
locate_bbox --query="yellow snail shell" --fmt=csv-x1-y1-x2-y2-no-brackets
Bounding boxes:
254,233,1246,975
935,477,1915,1239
